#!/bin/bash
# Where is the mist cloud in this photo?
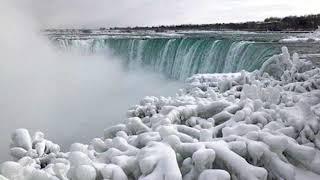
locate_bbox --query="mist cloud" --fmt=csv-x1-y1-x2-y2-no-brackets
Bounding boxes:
0,0,181,161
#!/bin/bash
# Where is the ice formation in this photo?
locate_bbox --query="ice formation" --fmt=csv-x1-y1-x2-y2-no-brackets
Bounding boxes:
280,27,320,43
1,47,320,180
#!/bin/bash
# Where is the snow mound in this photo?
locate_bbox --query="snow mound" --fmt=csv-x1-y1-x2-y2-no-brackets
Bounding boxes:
2,47,320,180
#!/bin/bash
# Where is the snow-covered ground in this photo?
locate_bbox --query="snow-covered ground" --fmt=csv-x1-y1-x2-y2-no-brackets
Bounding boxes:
1,47,320,180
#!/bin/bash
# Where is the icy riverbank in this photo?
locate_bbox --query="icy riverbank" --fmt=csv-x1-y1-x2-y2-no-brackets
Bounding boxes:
1,47,320,180
280,28,320,43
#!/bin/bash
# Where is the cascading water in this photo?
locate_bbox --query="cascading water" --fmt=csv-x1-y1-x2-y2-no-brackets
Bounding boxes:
53,37,280,80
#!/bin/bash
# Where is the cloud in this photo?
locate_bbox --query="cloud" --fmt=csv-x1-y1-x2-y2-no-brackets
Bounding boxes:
12,0,320,28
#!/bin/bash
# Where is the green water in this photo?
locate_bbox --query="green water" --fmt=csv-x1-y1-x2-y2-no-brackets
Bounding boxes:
55,37,280,80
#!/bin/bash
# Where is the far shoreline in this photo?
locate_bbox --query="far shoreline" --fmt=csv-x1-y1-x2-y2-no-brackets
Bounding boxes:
43,13,320,34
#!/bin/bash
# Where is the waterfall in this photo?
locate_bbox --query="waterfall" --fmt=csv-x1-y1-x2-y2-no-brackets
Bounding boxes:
53,37,280,80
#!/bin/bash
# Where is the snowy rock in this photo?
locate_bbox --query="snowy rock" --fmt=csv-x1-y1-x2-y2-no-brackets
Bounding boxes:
198,170,230,180
100,164,128,180
74,165,96,180
11,129,32,151
68,151,92,166
0,161,22,179
10,147,28,159
137,142,182,180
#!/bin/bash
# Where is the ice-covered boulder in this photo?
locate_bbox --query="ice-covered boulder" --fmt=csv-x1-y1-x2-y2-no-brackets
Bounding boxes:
11,129,32,151
0,161,22,180
137,142,182,180
198,170,230,180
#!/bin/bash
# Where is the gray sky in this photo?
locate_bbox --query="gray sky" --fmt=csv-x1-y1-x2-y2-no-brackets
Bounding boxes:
15,0,320,28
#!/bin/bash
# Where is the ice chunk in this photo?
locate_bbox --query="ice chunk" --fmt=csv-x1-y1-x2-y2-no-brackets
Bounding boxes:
11,129,32,150
137,142,182,180
74,165,96,180
100,164,128,180
198,170,230,180
0,161,22,180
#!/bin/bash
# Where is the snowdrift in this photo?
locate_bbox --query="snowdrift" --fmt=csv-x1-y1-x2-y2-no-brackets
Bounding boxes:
1,47,320,180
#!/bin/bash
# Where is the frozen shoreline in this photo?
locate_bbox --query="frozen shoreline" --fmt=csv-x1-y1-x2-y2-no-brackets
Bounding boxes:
280,28,320,43
1,47,320,180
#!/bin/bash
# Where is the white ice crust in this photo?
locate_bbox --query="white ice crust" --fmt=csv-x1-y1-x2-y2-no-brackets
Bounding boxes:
1,47,320,180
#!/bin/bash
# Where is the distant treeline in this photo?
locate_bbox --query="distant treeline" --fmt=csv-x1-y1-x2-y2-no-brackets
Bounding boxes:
110,14,320,32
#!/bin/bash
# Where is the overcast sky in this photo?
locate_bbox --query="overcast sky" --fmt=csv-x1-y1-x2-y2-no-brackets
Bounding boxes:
15,0,320,28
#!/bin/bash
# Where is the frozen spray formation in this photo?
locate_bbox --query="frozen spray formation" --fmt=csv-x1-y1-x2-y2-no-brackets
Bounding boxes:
55,38,279,80
1,47,320,180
